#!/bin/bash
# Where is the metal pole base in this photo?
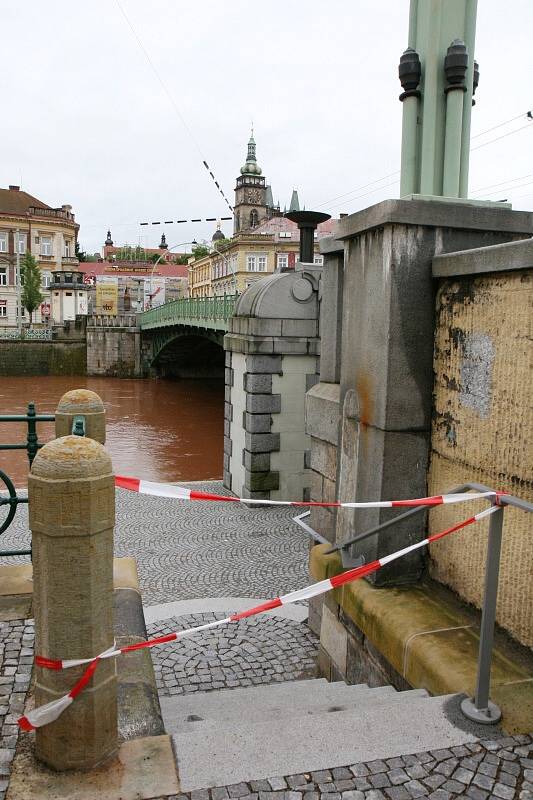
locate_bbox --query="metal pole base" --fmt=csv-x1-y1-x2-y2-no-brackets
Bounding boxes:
460,696,502,725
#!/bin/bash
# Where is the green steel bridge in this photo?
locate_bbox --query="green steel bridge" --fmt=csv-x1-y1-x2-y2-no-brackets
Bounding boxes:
138,294,239,368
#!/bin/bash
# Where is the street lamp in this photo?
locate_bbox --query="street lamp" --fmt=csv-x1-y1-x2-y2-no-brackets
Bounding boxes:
147,240,197,310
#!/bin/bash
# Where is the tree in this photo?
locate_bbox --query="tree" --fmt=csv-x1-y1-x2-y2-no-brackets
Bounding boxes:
21,253,44,325
75,240,87,262
149,252,163,264
191,244,210,259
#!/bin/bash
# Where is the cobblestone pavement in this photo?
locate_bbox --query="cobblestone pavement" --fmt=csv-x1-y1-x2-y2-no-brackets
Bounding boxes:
1,483,311,606
148,612,319,696
0,619,34,800
154,735,533,800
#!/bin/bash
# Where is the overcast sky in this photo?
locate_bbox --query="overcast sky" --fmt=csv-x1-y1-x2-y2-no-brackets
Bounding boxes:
4,1,532,254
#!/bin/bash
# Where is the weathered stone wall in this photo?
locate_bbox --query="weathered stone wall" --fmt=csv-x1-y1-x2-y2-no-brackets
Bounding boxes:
429,241,533,647
86,327,140,378
0,340,86,376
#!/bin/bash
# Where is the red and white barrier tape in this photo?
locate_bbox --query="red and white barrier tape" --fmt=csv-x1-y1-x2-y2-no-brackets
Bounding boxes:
19,504,498,732
115,475,504,509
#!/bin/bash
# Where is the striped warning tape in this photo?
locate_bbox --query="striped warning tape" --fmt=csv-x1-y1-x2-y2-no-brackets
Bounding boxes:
18,504,498,731
115,475,504,509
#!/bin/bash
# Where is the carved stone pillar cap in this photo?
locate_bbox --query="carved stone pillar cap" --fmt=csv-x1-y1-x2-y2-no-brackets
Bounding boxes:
56,388,105,415
55,389,106,443
31,435,111,480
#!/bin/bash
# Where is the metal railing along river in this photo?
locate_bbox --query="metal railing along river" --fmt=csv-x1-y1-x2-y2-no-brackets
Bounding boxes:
0,403,55,554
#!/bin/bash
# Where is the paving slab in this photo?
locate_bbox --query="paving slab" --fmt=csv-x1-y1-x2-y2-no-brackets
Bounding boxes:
7,734,179,800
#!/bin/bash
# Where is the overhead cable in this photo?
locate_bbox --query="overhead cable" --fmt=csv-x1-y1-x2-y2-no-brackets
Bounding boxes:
114,0,232,211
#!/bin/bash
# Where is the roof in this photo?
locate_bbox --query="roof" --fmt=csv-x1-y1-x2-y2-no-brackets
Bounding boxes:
0,186,52,216
79,262,188,279
253,216,338,241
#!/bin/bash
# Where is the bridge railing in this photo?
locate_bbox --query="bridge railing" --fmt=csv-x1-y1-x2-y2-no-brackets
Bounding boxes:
138,294,239,329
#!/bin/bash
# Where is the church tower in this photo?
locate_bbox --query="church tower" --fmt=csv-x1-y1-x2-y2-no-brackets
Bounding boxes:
234,130,268,234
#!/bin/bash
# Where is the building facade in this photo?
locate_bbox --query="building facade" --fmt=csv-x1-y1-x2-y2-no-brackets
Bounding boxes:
188,215,336,298
0,185,80,326
189,132,337,297
81,260,188,313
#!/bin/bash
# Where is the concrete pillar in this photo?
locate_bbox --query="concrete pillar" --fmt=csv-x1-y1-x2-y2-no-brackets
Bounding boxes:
29,434,117,770
55,388,106,443
333,200,533,585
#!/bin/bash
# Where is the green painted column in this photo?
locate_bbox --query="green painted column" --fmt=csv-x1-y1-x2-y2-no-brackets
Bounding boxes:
399,0,478,199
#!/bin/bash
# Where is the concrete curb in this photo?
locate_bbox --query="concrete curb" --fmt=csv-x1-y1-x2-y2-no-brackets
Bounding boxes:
113,559,165,741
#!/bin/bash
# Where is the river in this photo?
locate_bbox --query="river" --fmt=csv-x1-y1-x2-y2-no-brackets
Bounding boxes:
0,376,224,488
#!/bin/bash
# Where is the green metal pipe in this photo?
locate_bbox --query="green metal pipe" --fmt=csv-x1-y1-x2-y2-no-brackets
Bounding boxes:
400,95,419,196
443,88,465,197
459,0,478,197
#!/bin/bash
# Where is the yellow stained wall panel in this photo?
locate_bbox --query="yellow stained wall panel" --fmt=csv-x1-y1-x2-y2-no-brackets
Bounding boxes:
429,270,533,647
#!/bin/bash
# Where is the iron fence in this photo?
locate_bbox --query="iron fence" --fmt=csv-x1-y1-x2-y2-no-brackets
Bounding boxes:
0,403,55,555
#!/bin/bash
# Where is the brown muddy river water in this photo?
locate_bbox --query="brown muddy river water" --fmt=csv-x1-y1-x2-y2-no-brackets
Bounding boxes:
0,376,224,488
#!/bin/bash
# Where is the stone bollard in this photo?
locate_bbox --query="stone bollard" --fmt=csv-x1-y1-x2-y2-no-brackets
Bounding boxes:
29,434,117,770
55,389,106,443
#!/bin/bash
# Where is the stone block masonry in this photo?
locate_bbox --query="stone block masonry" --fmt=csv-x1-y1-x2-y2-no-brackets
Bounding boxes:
0,341,86,377
224,269,321,501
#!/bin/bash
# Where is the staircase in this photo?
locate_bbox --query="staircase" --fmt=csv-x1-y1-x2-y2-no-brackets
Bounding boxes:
161,679,479,791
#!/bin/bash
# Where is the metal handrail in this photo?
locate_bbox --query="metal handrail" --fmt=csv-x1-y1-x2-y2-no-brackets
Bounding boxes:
138,293,239,329
302,482,533,726
0,403,55,552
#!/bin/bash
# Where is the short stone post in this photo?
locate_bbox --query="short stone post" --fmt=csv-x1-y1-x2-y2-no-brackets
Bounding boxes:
29,434,117,770
55,388,106,443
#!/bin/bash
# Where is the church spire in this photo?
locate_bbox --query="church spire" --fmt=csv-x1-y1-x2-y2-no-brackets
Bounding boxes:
241,127,262,176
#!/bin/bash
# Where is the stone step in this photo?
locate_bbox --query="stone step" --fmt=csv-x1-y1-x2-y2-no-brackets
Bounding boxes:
172,692,476,791
161,679,381,732
162,680,428,734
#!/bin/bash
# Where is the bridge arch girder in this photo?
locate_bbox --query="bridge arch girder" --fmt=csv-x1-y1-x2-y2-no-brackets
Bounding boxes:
148,325,224,366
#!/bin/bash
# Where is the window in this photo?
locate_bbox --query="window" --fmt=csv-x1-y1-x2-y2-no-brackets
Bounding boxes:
277,254,288,270
249,209,258,228
0,233,7,253
279,231,291,239
314,255,324,265
64,239,71,257
247,254,267,272
17,233,26,254
41,235,52,256
41,272,52,288
0,305,6,317
0,268,6,286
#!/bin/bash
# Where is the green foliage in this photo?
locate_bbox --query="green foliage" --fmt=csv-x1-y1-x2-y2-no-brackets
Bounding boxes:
149,252,163,264
75,241,87,262
191,244,210,259
21,253,44,324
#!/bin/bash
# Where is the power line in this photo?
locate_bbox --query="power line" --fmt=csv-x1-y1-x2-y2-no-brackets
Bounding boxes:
314,171,400,210
314,111,533,211
480,179,533,198
471,173,533,196
113,0,232,211
471,122,533,152
471,111,532,140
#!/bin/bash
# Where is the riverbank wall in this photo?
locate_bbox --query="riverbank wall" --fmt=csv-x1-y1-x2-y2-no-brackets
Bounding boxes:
0,339,87,376
86,314,141,378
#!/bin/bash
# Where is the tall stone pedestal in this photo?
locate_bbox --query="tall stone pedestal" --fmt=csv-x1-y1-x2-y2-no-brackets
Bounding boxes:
308,199,532,585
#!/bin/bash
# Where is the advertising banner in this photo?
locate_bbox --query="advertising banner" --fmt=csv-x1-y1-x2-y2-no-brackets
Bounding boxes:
143,277,166,309
95,276,118,314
